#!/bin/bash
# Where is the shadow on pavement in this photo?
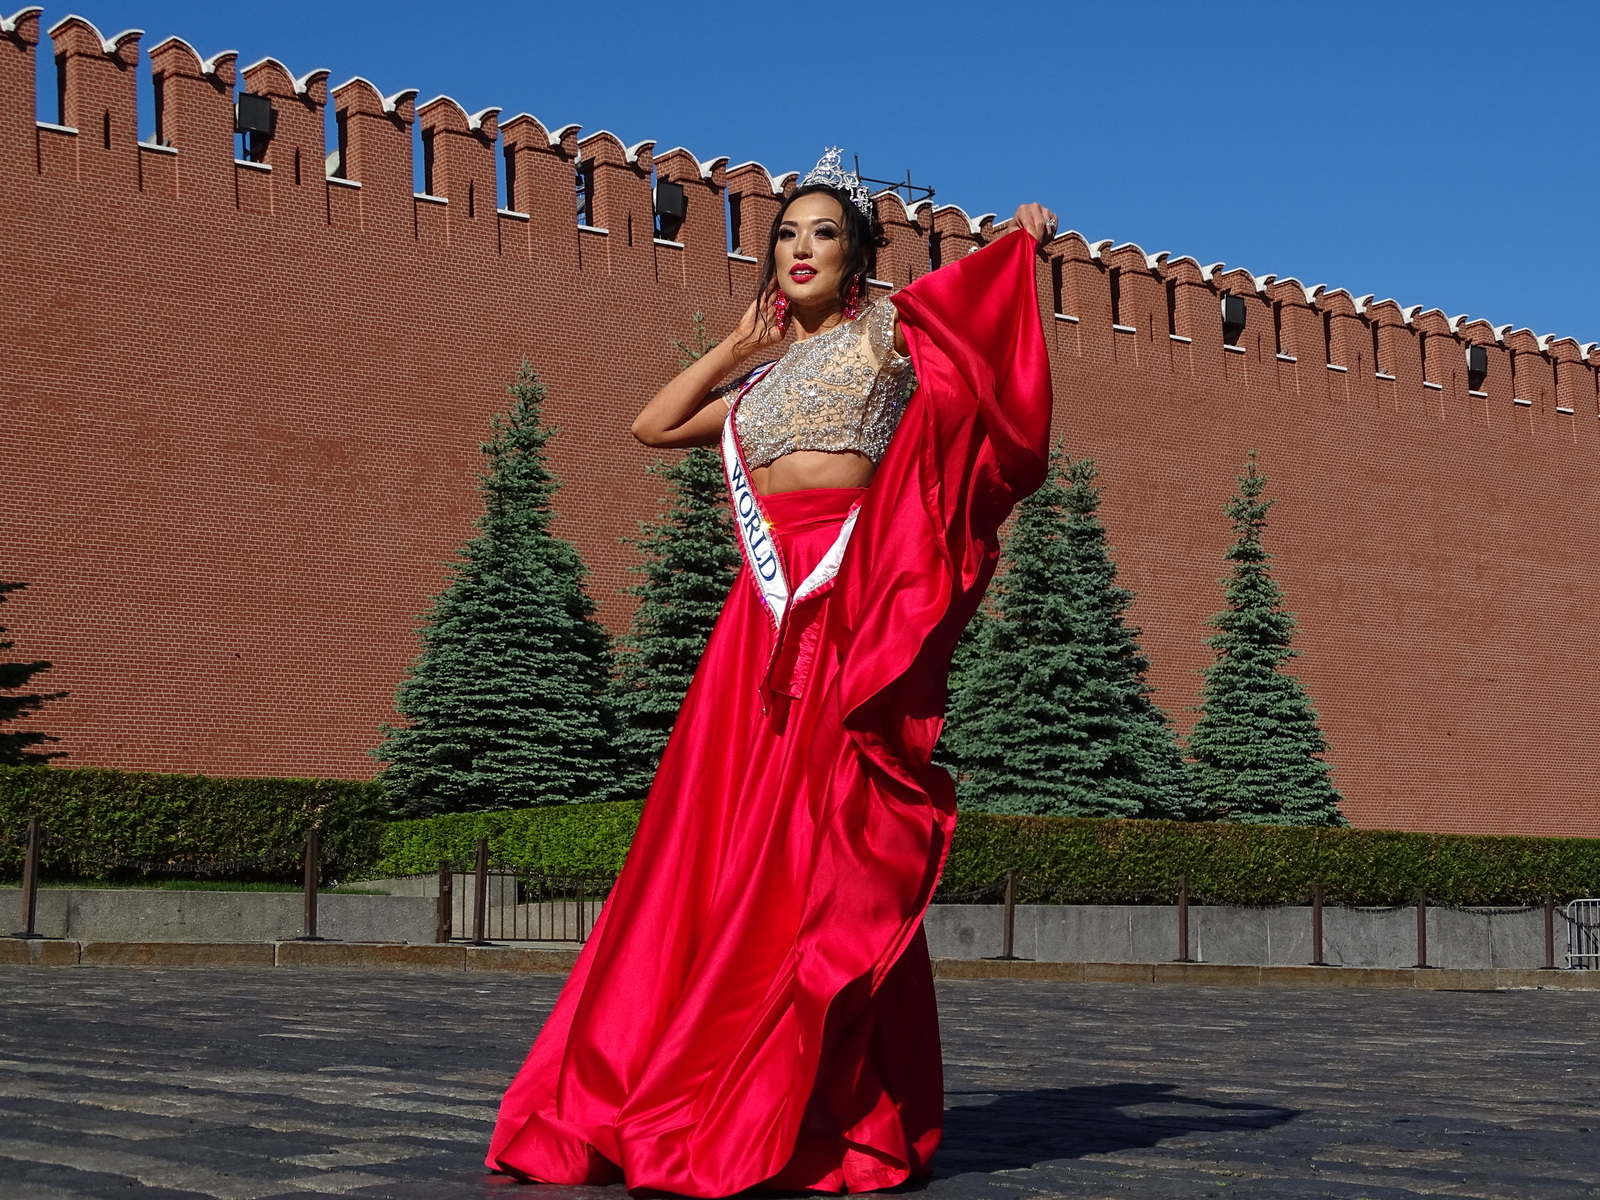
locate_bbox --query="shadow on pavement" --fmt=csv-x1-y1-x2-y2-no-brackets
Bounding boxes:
929,1081,1299,1176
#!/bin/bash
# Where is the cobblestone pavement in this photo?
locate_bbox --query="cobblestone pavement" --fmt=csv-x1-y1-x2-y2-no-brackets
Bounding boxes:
0,969,1596,1199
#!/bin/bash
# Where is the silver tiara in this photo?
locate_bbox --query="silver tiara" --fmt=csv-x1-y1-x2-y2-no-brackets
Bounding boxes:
800,147,873,220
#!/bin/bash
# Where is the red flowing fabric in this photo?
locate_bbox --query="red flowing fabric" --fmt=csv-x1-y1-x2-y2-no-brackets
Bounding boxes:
486,230,1051,1197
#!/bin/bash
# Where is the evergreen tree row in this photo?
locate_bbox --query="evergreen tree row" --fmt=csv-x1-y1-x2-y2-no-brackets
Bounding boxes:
375,352,1346,828
943,448,1345,826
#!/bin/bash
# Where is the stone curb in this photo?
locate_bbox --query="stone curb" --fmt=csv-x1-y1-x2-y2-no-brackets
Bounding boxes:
932,959,1600,989
83,941,276,968
0,940,581,972
0,938,82,966
2,940,1597,988
275,941,471,970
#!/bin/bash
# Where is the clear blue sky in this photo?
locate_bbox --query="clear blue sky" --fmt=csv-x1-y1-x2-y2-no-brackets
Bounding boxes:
35,1,1600,342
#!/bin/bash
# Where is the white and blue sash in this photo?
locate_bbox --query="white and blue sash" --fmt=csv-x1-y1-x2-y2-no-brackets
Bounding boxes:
722,365,863,631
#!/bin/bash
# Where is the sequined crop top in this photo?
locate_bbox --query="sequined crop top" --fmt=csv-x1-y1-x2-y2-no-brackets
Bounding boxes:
732,298,916,470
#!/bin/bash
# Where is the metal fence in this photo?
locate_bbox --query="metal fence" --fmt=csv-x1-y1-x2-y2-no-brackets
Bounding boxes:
436,840,615,945
1,819,616,947
1568,899,1600,969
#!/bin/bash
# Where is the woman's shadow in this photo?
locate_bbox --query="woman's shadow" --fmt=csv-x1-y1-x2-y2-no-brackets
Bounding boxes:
927,1081,1298,1179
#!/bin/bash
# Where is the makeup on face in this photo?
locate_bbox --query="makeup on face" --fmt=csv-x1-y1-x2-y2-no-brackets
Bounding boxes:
775,194,848,305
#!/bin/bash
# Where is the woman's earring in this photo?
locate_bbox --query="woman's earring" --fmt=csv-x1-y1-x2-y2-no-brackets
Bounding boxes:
843,276,862,321
773,290,790,334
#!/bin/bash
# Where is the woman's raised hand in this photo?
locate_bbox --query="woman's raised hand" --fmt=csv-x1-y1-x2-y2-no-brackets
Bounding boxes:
730,288,788,357
1008,202,1059,244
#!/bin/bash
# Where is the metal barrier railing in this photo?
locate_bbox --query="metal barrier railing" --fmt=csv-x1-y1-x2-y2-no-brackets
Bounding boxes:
439,838,615,945
1567,899,1600,969
0,821,612,946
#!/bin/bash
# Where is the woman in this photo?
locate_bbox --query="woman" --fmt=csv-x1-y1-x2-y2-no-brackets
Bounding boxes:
488,149,1057,1196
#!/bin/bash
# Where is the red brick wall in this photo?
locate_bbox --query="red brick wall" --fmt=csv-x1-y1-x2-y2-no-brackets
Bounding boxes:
2,13,1597,836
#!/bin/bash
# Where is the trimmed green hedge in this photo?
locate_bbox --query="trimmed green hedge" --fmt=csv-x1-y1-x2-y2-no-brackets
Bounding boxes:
18,768,1589,905
0,767,387,881
370,801,645,878
370,801,1600,906
942,815,1600,906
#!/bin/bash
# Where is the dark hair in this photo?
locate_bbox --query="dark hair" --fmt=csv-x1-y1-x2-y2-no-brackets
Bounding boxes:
751,184,886,339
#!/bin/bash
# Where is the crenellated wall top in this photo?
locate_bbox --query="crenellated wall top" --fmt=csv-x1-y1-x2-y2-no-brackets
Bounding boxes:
332,75,417,121
4,4,1599,386
419,94,499,140
148,35,235,84
1,6,41,43
49,12,140,62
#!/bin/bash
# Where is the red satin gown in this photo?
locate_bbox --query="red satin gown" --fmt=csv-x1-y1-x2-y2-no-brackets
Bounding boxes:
487,231,1052,1196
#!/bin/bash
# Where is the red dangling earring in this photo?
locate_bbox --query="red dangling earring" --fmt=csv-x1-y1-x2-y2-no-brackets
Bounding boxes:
773,290,790,335
843,275,862,320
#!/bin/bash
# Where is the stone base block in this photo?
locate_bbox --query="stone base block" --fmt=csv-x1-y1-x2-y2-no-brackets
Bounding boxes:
1153,962,1263,986
275,941,467,969
931,959,1600,990
1256,965,1413,988
466,946,580,973
0,937,81,966
80,942,274,967
931,958,1084,981
1081,962,1156,983
6,942,1599,990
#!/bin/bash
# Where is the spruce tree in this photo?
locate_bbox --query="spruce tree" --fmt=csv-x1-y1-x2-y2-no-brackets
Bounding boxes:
942,599,990,724
1186,454,1347,826
943,451,1196,819
375,363,620,817
612,313,741,797
611,449,739,795
0,582,66,765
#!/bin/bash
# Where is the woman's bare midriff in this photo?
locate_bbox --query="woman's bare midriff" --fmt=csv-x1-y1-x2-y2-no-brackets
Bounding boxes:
751,449,876,497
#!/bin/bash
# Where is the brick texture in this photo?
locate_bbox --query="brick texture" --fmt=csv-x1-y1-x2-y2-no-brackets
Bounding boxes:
1,12,1596,836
